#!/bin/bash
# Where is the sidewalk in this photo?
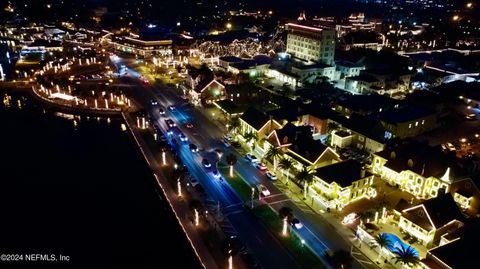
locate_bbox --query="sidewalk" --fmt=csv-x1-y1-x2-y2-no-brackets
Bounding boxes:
123,112,218,269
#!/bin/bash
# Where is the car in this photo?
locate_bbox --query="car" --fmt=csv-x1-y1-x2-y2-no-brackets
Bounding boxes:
466,113,476,120
231,141,241,148
150,99,158,106
158,108,165,115
245,153,259,163
265,171,277,181
179,132,188,142
166,128,174,136
290,218,304,230
189,143,198,152
168,105,176,111
186,123,194,128
165,119,176,128
202,158,211,168
188,176,199,187
256,163,267,171
223,134,232,141
257,184,270,197
446,142,456,151
212,169,222,179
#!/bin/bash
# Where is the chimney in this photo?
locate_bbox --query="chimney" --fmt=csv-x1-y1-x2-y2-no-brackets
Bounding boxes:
360,167,366,178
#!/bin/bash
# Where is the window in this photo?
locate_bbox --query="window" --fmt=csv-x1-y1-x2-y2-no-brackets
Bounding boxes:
415,121,419,127
409,123,412,128
422,120,425,125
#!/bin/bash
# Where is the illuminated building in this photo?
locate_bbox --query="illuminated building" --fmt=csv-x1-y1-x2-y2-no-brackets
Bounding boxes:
238,107,282,155
109,35,172,57
371,142,455,199
310,159,376,210
285,23,335,65
188,79,225,106
394,192,464,247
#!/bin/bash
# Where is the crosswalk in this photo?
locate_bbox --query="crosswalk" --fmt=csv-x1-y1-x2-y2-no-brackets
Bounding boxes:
204,199,243,237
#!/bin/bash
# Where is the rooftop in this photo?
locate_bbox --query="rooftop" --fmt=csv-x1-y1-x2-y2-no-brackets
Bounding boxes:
315,159,369,187
401,193,463,231
240,107,270,131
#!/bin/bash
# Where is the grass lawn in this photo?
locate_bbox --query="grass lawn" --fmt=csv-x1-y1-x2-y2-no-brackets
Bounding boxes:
218,167,253,201
253,205,326,269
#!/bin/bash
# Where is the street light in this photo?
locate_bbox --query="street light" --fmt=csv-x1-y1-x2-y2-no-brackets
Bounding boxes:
177,178,182,197
251,187,255,209
282,216,288,236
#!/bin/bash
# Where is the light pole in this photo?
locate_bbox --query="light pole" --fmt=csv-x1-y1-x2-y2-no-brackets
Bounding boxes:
228,249,233,269
251,187,255,209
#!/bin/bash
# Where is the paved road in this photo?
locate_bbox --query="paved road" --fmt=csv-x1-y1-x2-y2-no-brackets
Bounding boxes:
118,57,384,269
117,65,303,269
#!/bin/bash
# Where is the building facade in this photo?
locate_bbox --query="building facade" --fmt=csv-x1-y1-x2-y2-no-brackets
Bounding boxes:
285,23,336,65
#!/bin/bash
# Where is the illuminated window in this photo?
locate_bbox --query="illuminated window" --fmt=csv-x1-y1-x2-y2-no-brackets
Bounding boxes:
415,121,419,127
409,123,412,128
422,120,425,125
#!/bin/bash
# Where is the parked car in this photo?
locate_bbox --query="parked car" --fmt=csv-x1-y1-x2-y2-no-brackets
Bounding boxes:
257,184,270,197
150,99,159,106
231,141,241,148
245,153,259,163
158,108,165,115
188,176,199,187
189,143,199,152
446,142,456,151
202,158,211,168
255,163,267,171
186,123,194,128
265,171,277,181
168,105,176,111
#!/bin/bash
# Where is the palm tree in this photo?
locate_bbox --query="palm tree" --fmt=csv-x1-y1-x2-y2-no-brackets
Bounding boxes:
296,166,315,199
328,249,353,269
228,117,240,135
243,132,258,154
264,145,282,170
226,154,237,178
278,157,294,184
278,206,293,221
370,233,393,262
393,245,420,268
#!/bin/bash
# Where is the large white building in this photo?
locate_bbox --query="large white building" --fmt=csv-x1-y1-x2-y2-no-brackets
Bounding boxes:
285,23,336,65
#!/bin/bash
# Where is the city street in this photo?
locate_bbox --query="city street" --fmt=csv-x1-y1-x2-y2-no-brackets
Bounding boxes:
115,56,383,269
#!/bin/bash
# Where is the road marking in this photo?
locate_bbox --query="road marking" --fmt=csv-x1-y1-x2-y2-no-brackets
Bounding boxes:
266,198,292,205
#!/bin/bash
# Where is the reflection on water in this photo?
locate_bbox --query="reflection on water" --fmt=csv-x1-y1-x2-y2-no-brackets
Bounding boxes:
0,90,201,269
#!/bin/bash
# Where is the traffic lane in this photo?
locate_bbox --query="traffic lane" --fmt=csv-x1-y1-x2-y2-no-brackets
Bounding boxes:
228,212,303,269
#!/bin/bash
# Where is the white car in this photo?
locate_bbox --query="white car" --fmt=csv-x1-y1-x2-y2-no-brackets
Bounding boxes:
245,153,259,163
446,143,456,151
266,171,277,181
258,184,270,196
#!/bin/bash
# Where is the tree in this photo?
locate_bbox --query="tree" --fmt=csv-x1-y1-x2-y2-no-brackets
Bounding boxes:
296,167,315,199
189,199,202,211
393,245,420,268
278,157,294,184
243,132,258,154
327,249,353,269
370,233,393,262
264,145,282,170
228,117,240,135
278,206,293,221
226,154,237,177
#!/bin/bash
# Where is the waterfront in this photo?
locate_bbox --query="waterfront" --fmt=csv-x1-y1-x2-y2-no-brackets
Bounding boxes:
0,91,201,268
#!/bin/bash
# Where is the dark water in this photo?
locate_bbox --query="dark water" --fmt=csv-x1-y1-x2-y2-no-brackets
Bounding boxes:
0,91,201,269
